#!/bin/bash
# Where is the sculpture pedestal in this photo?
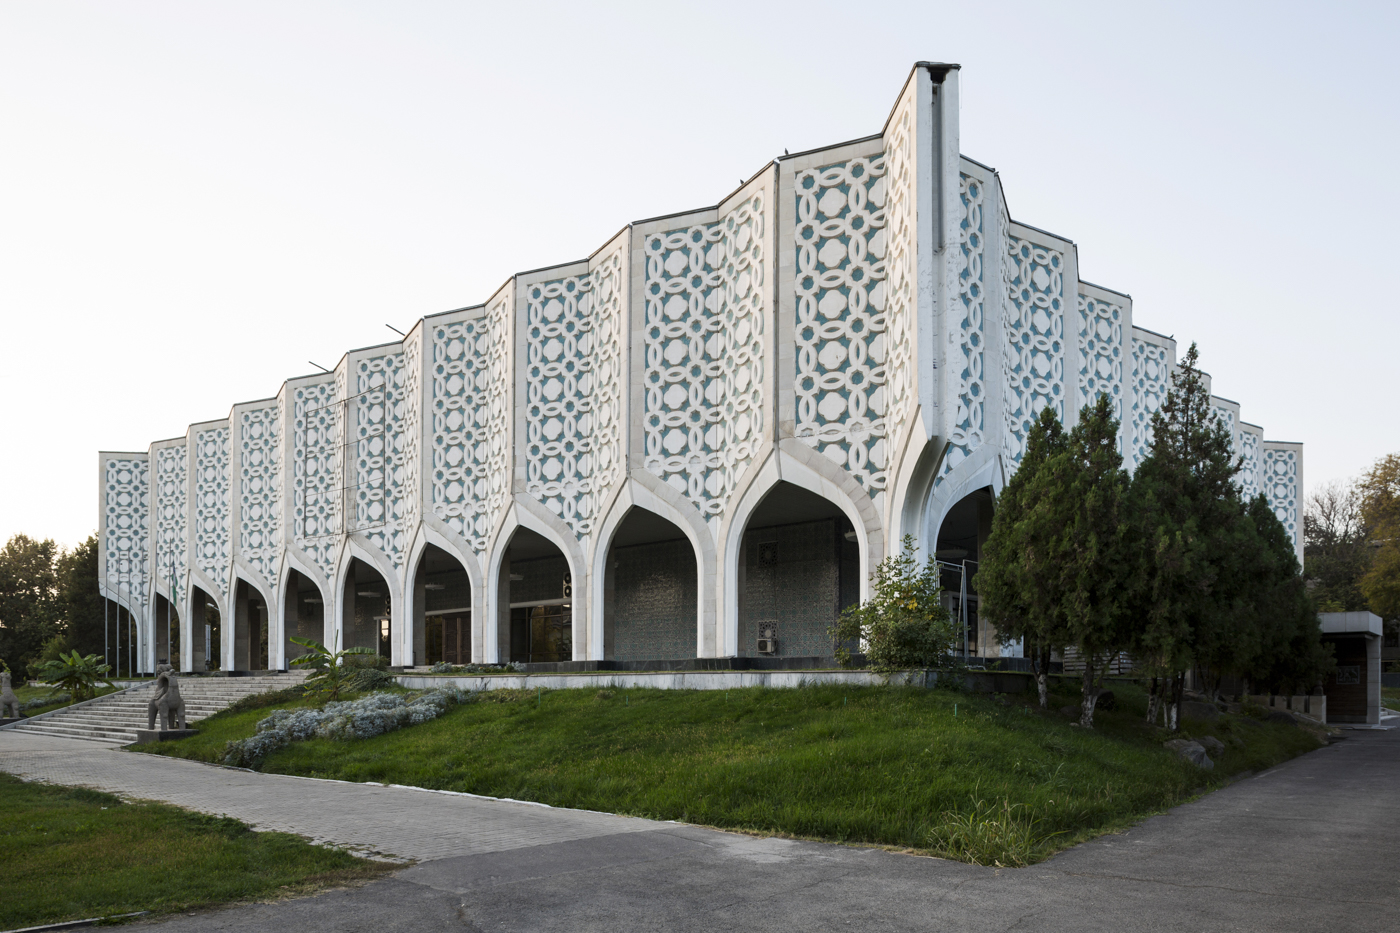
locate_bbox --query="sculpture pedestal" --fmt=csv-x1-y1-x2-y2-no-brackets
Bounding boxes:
134,729,197,744
0,717,24,726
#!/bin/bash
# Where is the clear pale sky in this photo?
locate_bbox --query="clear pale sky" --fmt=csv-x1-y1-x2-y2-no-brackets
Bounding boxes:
1,0,1395,550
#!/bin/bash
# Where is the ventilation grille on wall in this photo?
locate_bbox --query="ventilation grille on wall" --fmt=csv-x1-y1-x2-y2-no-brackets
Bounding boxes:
757,622,777,655
757,542,778,567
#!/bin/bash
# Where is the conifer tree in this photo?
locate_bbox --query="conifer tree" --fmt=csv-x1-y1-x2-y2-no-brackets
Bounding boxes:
979,407,1070,709
1056,393,1131,728
1126,344,1242,729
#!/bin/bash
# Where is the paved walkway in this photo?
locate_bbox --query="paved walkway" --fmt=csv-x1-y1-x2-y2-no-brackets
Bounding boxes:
3,727,1398,932
0,733,657,862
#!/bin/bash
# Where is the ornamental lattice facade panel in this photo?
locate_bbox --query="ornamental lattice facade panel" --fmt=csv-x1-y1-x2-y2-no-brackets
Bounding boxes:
1262,443,1302,559
1077,293,1124,422
352,351,412,568
1002,233,1066,465
430,312,492,549
482,290,514,544
792,155,889,494
937,171,987,484
193,425,231,597
102,454,150,612
291,378,340,580
1129,332,1173,469
643,195,767,528
523,247,625,538
152,444,188,600
882,88,917,462
1239,424,1263,502
100,64,1297,669
238,404,282,585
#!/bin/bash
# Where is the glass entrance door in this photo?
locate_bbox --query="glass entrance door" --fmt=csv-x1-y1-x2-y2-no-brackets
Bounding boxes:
509,604,572,663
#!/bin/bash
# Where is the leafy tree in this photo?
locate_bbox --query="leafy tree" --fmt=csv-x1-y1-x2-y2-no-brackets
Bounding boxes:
979,407,1071,709
290,636,377,701
1057,394,1131,728
54,534,106,658
0,534,60,673
37,650,113,702
1359,454,1400,620
830,536,957,672
1125,344,1241,730
1304,481,1372,612
28,634,72,680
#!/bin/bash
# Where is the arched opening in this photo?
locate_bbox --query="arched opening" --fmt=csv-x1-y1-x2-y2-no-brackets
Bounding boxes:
342,558,392,659
233,579,270,671
283,570,324,664
413,545,472,667
933,487,1007,660
189,586,221,671
102,598,138,679
153,592,181,669
737,481,860,661
604,508,697,662
499,528,572,666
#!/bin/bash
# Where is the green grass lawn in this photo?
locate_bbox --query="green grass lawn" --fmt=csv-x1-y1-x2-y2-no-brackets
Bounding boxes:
9,684,123,717
1383,686,1400,712
136,678,1323,866
0,773,394,930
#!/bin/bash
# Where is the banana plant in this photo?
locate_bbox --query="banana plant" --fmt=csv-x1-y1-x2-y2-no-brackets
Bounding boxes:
37,651,114,702
289,635,376,701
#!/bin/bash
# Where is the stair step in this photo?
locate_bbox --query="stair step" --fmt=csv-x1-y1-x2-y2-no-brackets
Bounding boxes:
7,671,315,745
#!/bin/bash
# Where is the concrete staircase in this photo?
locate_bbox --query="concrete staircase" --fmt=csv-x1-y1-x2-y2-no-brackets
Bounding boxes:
4,672,310,745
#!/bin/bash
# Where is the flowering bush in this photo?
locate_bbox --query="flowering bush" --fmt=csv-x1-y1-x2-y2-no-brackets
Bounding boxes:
223,687,470,769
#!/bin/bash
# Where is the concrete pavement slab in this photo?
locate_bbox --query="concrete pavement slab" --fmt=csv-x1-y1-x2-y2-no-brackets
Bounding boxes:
3,727,1396,932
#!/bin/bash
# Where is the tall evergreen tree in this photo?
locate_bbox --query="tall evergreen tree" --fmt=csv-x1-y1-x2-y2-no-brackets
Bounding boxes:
1056,394,1131,728
979,407,1070,709
1125,343,1240,729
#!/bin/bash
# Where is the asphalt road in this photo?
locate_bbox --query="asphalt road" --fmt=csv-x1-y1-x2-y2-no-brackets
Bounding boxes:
120,726,1399,933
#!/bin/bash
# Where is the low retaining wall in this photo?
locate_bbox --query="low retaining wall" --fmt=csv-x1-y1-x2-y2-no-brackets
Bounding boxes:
1382,672,1400,689
1248,694,1327,724
396,668,1094,695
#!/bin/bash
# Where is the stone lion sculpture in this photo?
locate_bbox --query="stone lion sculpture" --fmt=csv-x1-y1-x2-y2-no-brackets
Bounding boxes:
147,664,187,731
1,670,20,719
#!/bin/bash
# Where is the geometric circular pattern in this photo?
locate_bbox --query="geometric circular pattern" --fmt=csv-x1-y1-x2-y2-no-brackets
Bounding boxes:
793,155,890,493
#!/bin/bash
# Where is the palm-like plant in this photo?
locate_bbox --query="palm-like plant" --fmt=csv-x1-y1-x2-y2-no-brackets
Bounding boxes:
289,636,376,701
38,651,114,702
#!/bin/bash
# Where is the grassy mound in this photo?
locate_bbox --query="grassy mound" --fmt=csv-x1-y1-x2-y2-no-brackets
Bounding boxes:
0,773,394,930
138,678,1322,866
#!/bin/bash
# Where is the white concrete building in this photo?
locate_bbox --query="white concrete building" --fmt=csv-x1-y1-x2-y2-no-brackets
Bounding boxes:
98,63,1303,673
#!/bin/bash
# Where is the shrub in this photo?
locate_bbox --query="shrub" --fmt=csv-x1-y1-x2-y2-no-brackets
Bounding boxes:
343,668,397,692
342,653,389,672
222,687,471,769
830,536,958,672
36,651,113,702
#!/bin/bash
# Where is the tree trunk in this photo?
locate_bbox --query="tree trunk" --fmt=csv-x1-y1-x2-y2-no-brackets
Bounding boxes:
1146,676,1160,726
1168,671,1185,732
1034,641,1052,709
1079,656,1100,728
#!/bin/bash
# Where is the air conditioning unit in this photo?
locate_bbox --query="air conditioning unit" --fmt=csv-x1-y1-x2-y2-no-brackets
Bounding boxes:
756,638,777,655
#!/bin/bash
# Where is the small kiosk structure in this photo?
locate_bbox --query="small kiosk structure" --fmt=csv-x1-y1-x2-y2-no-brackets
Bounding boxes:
1319,612,1383,725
